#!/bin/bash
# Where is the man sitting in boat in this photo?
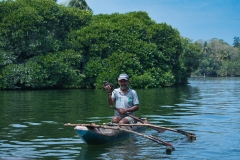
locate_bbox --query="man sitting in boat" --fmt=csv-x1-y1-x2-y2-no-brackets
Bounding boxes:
105,73,139,124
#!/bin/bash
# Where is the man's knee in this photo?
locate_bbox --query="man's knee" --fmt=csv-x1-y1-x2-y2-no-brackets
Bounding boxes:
119,118,130,124
112,116,121,123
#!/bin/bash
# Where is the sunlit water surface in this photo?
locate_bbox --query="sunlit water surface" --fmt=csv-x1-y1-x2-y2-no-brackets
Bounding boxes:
0,77,239,159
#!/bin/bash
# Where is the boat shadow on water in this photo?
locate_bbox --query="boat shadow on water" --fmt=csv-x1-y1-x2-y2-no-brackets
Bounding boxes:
75,130,186,159
76,137,140,160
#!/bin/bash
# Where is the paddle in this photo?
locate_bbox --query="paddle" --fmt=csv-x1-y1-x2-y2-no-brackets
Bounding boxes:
112,107,196,140
64,123,174,154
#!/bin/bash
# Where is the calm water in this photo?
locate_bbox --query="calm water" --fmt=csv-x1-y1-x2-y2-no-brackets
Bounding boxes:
0,77,239,160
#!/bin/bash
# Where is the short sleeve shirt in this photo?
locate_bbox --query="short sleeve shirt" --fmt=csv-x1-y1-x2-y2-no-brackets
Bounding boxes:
112,88,139,117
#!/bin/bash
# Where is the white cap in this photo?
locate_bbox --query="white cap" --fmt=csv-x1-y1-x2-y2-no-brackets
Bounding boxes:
118,74,129,80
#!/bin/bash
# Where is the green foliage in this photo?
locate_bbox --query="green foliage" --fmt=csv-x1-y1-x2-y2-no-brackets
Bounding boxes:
67,11,187,88
217,61,240,77
0,48,16,67
0,50,84,89
130,72,157,89
179,38,201,82
84,57,103,88
233,37,240,48
68,0,92,12
94,52,143,88
194,38,240,77
66,12,155,60
0,1,203,89
0,0,92,62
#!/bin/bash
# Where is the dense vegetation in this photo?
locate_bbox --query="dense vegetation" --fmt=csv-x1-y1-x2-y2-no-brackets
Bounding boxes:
0,0,239,90
0,0,92,89
193,38,240,77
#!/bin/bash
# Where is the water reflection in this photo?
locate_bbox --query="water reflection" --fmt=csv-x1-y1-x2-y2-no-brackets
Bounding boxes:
76,135,176,159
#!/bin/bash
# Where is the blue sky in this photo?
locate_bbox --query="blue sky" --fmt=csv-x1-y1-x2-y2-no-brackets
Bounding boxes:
57,0,240,45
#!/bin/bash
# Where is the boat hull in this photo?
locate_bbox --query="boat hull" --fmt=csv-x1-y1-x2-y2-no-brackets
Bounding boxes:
74,123,144,145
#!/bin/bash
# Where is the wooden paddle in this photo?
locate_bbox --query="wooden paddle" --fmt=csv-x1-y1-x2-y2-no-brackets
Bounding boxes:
112,107,196,140
64,123,174,154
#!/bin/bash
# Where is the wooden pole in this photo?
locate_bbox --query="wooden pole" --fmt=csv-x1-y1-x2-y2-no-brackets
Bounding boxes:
116,123,196,140
111,107,196,140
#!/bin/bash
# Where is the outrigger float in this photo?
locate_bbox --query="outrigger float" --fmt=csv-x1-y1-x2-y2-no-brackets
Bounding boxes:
64,117,196,154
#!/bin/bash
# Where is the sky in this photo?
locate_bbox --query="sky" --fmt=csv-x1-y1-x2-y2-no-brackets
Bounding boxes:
57,0,240,45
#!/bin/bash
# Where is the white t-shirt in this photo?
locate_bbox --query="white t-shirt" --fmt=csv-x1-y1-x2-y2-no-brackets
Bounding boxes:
111,88,139,117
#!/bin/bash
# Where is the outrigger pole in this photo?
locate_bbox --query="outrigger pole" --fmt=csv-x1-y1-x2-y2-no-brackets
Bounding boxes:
112,107,196,140
114,123,196,140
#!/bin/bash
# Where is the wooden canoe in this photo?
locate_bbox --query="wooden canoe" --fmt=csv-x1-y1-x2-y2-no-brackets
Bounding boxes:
74,121,147,145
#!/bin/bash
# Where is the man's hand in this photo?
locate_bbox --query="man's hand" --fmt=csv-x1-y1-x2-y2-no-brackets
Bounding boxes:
104,85,112,93
103,81,114,93
117,108,127,114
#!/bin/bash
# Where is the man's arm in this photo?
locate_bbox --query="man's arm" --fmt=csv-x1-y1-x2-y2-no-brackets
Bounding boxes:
104,84,114,106
117,105,139,114
107,93,114,106
126,105,139,112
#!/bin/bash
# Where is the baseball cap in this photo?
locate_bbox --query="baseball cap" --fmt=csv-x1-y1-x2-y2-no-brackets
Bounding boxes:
118,73,129,80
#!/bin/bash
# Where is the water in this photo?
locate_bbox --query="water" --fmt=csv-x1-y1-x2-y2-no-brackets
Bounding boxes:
0,77,239,159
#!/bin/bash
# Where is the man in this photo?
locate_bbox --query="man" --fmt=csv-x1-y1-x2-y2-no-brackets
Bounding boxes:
105,73,139,124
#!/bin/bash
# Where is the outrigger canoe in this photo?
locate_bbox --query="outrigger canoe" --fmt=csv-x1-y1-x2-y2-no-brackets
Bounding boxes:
64,117,196,153
73,120,147,145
